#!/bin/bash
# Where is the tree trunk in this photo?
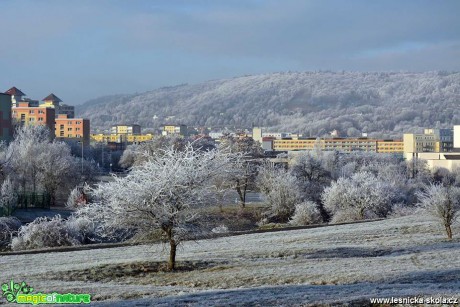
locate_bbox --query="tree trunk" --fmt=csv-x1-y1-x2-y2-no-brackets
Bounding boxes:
165,227,177,271
445,224,453,240
168,238,177,271
235,180,246,208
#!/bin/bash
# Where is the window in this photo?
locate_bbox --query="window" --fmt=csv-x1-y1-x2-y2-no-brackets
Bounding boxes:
38,110,44,114
76,128,81,131
67,134,72,137
68,121,72,125
60,125,64,130
29,110,34,114
38,117,44,122
68,127,73,131
29,117,35,122
60,131,64,137
21,114,25,121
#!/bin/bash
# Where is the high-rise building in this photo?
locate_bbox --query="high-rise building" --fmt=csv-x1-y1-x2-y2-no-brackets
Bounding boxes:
12,102,56,135
0,93,13,142
55,114,90,146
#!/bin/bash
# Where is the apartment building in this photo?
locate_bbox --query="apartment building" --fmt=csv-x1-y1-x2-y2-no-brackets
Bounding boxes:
270,137,403,153
110,124,141,135
55,114,90,146
403,128,453,154
376,140,404,153
5,87,26,107
162,124,187,136
0,93,13,142
12,101,56,135
41,93,75,118
91,133,153,143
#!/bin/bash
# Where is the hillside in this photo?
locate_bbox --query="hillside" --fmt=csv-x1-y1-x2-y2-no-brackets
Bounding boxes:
1,214,459,306
76,71,460,138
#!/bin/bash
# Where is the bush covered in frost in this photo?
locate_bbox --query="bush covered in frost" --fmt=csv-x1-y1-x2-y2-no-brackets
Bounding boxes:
289,201,323,226
11,215,82,251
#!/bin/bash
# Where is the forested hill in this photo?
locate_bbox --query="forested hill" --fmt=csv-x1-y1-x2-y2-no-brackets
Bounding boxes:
76,71,460,138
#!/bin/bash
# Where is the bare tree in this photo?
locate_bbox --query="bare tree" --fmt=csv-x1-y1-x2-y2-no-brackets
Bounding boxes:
219,134,263,208
417,184,460,240
85,145,236,270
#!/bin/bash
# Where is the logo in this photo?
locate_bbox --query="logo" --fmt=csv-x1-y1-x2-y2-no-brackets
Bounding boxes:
1,280,91,305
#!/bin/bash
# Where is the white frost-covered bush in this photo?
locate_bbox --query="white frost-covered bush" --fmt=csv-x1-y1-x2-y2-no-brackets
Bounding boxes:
0,217,21,247
289,201,323,226
11,215,82,251
211,225,229,234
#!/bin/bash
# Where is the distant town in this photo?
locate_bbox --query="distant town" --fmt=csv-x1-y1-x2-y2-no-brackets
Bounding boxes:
2,86,459,173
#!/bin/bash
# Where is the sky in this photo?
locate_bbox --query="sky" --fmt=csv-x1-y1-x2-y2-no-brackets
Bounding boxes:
1,0,459,105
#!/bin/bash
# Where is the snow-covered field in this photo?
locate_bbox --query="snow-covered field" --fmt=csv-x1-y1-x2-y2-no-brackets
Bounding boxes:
1,214,459,306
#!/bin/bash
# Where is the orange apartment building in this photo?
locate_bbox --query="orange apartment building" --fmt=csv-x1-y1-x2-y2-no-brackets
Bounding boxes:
11,102,56,135
55,114,90,146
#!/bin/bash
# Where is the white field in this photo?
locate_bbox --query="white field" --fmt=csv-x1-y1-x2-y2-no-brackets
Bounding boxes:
1,214,459,306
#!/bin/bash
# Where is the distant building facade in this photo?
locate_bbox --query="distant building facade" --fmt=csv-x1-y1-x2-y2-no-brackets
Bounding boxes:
0,93,13,142
12,101,56,135
5,87,26,107
55,114,90,146
110,124,141,135
162,124,187,136
41,93,75,118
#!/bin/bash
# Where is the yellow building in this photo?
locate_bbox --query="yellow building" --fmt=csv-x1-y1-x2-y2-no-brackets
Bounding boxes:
91,133,153,143
162,124,187,136
376,140,404,153
273,138,318,151
271,137,403,153
110,124,141,135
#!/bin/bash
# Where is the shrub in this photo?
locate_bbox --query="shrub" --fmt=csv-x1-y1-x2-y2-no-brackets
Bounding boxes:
289,201,323,226
11,215,82,251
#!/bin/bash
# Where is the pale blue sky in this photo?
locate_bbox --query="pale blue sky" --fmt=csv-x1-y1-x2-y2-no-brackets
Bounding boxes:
1,0,459,104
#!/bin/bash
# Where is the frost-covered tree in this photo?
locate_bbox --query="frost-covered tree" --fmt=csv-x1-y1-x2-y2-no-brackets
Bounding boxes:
322,171,398,223
4,125,79,205
417,184,460,239
86,145,236,270
289,201,322,226
0,177,17,216
258,164,301,222
219,135,263,208
290,152,331,220
6,125,49,194
38,141,77,206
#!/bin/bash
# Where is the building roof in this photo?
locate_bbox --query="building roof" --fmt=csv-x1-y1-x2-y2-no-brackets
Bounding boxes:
42,93,62,102
5,87,26,96
444,155,460,160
